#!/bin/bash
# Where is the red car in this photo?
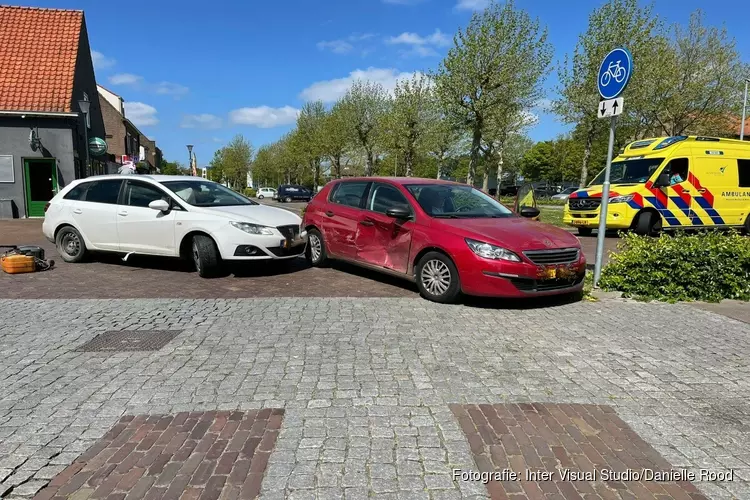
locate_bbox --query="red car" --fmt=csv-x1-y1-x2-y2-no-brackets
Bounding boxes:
302,177,586,303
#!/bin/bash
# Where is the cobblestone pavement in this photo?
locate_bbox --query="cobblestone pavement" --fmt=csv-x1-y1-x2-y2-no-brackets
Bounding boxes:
0,220,619,299
1,298,749,499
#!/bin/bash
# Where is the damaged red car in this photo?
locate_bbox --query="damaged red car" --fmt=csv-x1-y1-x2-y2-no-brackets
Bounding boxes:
302,177,586,303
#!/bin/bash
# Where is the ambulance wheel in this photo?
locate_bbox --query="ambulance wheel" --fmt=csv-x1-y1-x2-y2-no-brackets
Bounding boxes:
634,211,661,237
577,228,593,237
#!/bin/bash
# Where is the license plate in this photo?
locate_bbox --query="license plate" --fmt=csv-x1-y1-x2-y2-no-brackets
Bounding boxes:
570,219,589,226
544,268,557,279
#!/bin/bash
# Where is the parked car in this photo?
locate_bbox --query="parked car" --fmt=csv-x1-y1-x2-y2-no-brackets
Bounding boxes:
256,187,277,199
278,184,312,203
42,175,307,277
551,187,578,200
302,177,585,304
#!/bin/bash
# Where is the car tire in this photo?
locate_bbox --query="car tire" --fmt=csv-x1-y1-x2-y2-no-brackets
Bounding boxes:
415,252,461,304
634,211,660,236
306,228,328,267
577,227,593,237
258,194,264,199
192,235,222,278
56,226,87,263
284,196,292,203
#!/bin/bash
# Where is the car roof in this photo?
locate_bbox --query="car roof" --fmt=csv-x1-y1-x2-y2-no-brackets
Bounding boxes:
73,174,206,184
333,177,463,187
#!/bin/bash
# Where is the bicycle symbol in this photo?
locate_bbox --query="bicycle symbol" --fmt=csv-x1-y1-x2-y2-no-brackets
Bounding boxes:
600,60,626,87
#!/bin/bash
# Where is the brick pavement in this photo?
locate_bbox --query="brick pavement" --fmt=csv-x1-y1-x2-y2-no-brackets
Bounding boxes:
453,403,708,499
31,410,282,500
1,298,749,499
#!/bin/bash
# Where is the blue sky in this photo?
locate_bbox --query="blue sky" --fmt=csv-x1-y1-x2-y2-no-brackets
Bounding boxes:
14,0,750,166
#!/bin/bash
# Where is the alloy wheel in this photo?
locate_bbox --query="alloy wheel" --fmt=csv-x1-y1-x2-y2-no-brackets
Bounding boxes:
420,259,451,296
192,242,201,272
309,234,322,262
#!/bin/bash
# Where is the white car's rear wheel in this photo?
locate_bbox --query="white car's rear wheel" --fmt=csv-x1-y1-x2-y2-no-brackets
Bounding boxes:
56,226,87,263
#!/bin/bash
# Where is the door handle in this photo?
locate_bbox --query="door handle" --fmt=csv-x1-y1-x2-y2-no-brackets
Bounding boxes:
698,188,707,193
682,189,691,193
360,219,374,227
72,208,82,214
325,211,335,217
118,211,128,217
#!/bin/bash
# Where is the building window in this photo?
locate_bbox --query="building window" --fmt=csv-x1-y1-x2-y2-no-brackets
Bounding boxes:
0,155,13,183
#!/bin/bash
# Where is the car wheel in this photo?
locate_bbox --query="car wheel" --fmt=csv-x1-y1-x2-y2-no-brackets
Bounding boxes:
56,226,87,263
577,227,593,237
284,196,292,203
415,252,461,304
258,194,264,199
192,235,222,278
306,228,328,267
634,211,660,236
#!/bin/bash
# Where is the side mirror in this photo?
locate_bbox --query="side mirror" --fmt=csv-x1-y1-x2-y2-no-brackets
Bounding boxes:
148,199,170,212
385,206,411,220
519,206,540,219
655,172,670,188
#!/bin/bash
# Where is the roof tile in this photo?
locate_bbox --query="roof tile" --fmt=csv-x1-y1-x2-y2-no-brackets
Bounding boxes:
0,5,83,112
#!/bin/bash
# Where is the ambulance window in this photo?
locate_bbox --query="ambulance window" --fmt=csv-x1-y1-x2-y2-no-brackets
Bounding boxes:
667,158,689,183
739,159,750,188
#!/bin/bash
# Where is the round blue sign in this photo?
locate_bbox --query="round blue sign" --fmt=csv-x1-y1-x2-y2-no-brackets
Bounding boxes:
597,48,632,99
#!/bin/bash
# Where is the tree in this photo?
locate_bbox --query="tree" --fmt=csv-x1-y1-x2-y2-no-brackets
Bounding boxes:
320,101,351,179
434,0,552,186
380,74,434,177
482,109,538,190
160,160,187,176
425,113,464,179
554,0,662,188
340,80,388,176
632,10,748,136
294,101,326,190
211,135,253,190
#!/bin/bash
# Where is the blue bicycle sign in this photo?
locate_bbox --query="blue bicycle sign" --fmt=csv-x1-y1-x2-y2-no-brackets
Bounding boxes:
597,48,632,99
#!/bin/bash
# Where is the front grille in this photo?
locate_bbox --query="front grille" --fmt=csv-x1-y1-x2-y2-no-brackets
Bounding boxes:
510,275,584,293
523,248,580,265
568,198,601,211
277,225,300,240
268,245,306,257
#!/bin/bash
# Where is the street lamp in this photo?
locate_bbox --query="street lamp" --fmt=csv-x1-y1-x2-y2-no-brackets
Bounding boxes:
186,144,194,176
78,97,91,178
741,78,749,141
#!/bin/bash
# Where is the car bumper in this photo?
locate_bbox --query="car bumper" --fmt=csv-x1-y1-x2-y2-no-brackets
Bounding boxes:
563,205,634,230
217,230,308,261
458,251,587,298
41,218,55,243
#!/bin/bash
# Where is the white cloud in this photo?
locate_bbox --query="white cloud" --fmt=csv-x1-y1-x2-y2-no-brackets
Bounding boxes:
124,102,158,127
228,106,300,128
109,74,188,98
109,73,143,85
387,29,451,47
455,0,489,10
317,40,354,54
91,50,115,70
299,67,421,103
181,114,222,129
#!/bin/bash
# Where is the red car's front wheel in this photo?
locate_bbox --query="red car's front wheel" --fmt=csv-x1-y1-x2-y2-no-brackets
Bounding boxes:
415,252,461,304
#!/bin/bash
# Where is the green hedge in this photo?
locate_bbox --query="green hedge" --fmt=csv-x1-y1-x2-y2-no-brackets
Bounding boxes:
244,188,257,198
497,196,567,206
599,231,750,303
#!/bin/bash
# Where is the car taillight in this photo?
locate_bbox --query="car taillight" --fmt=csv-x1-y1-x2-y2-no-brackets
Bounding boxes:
44,203,50,213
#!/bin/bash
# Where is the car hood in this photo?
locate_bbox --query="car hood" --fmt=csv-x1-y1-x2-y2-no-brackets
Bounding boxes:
570,184,642,198
436,216,579,250
199,204,301,226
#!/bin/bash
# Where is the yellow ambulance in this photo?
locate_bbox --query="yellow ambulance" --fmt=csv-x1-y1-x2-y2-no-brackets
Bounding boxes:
562,136,750,235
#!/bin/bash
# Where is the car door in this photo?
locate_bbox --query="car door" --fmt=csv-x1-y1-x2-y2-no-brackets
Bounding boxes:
116,180,179,255
656,157,697,226
70,179,123,250
355,182,414,274
322,181,370,259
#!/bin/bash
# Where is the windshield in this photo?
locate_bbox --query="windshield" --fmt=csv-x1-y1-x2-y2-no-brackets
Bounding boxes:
162,180,257,207
406,184,514,218
589,157,664,186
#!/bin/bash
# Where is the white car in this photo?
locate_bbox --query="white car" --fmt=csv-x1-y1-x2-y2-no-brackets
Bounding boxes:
42,175,307,277
256,187,277,200
550,187,578,200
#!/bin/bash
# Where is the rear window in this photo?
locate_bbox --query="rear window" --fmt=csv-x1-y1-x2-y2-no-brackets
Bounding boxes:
63,183,88,201
330,182,369,208
83,180,122,204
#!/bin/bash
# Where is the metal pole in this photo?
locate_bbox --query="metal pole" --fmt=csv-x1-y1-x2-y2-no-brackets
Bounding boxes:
593,115,617,288
741,79,748,141
83,112,90,178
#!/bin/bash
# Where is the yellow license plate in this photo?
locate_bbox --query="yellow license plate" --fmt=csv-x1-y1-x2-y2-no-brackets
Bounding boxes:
570,219,589,226
544,268,557,279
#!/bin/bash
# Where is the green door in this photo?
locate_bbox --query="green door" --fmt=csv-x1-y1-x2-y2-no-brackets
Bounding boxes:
24,159,58,217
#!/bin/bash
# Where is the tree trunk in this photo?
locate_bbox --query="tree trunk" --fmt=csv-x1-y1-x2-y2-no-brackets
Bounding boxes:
467,126,481,187
405,152,413,177
580,122,594,188
333,156,342,179
496,144,504,197
365,150,374,176
436,158,442,180
482,170,489,191
313,161,320,192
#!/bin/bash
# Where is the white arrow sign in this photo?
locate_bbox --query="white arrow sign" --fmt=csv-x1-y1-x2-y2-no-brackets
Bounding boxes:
598,97,624,119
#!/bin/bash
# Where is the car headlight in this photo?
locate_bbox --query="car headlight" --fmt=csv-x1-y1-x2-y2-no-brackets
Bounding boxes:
608,195,634,204
230,221,275,235
466,238,521,262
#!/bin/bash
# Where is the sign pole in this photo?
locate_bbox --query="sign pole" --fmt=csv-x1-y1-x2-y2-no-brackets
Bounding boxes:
593,115,616,288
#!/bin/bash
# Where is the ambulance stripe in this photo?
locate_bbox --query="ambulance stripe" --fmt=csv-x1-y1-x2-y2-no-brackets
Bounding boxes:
644,180,669,208
670,184,692,207
669,196,703,225
694,197,725,224
644,196,681,226
688,173,715,206
627,192,644,210
570,191,588,199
